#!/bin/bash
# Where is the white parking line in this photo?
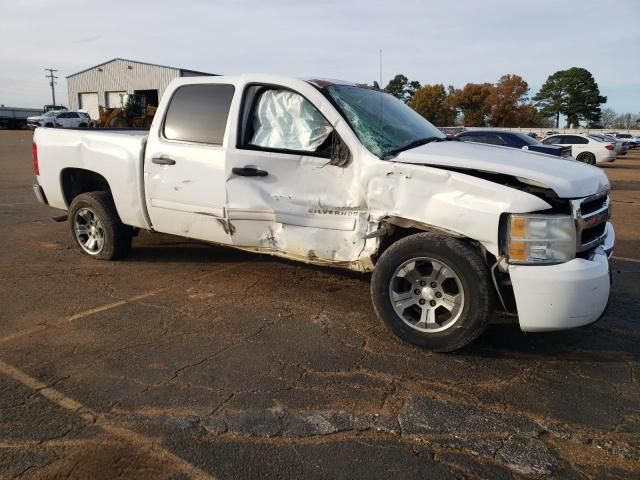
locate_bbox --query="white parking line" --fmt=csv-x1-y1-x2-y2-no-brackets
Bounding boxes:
0,263,245,345
0,290,161,346
66,290,161,322
0,359,214,480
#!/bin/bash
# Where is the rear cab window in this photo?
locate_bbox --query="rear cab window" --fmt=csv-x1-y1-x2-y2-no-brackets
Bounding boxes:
163,84,235,145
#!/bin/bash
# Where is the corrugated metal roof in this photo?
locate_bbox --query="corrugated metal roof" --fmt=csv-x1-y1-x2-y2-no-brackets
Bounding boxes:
66,58,216,78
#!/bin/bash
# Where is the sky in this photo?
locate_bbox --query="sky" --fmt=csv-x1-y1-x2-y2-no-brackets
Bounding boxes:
1,0,639,115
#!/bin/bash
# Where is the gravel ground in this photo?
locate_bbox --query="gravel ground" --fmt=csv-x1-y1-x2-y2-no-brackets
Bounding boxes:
0,130,639,479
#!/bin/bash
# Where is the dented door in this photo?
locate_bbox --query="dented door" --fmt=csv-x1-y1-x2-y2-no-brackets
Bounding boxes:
225,85,368,264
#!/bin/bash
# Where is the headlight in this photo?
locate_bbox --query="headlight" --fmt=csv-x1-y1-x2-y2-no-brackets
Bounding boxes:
506,214,576,265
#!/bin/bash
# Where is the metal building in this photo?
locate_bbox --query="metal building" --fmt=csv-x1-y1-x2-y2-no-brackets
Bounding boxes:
66,58,214,119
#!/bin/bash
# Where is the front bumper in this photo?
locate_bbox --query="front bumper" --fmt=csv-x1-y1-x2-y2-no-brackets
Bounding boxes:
509,222,614,332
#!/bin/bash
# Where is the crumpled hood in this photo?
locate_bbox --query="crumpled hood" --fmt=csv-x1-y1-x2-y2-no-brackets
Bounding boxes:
394,140,610,198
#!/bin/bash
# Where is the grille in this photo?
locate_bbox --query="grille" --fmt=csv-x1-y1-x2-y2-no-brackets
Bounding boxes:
571,192,610,253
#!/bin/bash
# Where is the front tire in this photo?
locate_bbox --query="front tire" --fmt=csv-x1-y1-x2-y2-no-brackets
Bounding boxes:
68,192,132,260
371,233,494,352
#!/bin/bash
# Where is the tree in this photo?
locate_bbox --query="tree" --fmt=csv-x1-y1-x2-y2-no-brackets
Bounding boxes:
409,84,457,126
384,74,421,104
534,68,607,128
600,108,617,128
449,82,493,126
485,74,530,127
613,112,639,130
513,104,554,128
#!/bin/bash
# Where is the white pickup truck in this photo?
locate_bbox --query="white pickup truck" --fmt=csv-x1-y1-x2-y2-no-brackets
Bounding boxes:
32,74,615,351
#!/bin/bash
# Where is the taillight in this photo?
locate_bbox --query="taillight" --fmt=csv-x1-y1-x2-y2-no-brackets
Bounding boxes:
32,142,39,175
604,144,614,151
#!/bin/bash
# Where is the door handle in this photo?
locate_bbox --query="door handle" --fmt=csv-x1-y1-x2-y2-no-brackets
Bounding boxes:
152,156,176,165
232,166,268,177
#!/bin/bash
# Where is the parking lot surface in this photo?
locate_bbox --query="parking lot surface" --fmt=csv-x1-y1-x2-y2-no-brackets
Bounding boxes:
1,130,639,479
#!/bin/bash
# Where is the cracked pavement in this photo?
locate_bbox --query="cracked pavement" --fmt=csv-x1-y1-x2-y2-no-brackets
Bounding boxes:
0,130,639,479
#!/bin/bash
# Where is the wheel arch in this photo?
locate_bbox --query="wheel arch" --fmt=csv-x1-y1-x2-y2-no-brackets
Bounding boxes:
60,168,112,208
376,216,468,259
374,216,501,301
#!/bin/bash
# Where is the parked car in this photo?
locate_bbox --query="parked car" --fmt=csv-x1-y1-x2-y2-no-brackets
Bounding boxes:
27,110,60,128
609,133,638,149
603,134,628,155
541,133,616,164
28,111,89,129
456,130,571,157
53,111,90,128
32,74,614,352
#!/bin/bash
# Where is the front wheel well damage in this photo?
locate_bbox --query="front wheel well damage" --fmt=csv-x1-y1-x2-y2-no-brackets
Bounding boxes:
374,217,466,260
60,168,112,207
374,217,516,314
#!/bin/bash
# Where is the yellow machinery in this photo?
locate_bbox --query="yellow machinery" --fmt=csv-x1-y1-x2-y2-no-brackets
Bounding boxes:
95,94,157,128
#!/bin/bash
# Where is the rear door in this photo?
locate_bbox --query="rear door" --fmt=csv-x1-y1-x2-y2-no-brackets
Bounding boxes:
144,82,236,244
67,112,81,127
225,83,368,263
53,112,68,127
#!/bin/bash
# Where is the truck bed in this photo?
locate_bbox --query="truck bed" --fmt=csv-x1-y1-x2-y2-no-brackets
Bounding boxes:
33,128,151,229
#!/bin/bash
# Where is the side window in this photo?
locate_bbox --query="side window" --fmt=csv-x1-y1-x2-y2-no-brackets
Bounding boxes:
241,88,333,155
485,134,506,146
163,84,235,145
57,112,68,119
460,134,484,143
69,113,80,118
564,135,588,145
542,136,560,145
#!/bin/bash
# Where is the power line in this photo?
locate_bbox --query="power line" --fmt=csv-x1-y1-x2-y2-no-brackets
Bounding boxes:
44,68,58,106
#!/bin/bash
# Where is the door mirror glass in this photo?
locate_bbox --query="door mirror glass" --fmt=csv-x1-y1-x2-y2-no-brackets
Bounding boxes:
330,132,350,167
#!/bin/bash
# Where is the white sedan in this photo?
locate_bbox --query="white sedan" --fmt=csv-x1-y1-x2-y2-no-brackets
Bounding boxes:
541,134,616,165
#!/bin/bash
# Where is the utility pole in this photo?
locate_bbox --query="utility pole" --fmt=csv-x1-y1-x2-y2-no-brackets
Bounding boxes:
44,68,58,106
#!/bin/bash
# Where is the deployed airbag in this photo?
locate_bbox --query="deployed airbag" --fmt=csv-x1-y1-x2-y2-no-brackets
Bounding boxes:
250,90,333,151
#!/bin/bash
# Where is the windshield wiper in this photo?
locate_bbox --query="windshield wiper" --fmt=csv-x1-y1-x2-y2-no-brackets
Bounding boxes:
383,136,445,159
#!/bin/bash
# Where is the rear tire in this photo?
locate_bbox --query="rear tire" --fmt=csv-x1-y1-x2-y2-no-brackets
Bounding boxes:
68,192,132,260
371,232,494,352
577,152,596,165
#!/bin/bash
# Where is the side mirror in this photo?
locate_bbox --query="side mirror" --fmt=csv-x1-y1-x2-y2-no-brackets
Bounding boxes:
330,132,350,167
